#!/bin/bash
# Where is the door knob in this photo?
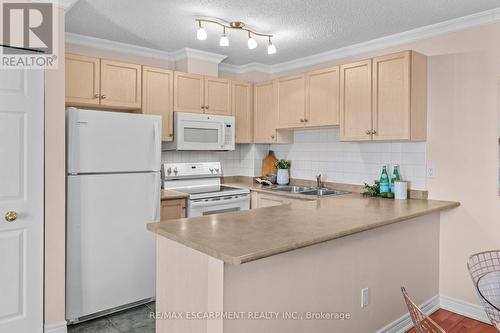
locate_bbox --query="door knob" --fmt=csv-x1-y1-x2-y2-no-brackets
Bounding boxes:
5,211,17,222
100,94,106,99
372,130,377,135
366,130,372,135
94,93,100,98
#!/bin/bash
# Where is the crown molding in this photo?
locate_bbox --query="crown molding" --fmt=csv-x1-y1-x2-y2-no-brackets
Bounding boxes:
65,6,500,75
65,33,227,65
171,48,227,64
220,6,500,75
219,62,272,74
65,32,173,61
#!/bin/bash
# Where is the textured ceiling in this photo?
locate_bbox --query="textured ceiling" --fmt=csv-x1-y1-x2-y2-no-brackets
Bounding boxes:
65,0,500,65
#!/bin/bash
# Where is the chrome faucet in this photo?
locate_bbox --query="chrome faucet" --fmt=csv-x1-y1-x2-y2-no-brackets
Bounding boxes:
316,174,323,188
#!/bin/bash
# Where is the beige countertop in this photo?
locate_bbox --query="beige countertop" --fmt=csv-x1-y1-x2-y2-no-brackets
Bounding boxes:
148,189,459,265
160,189,189,200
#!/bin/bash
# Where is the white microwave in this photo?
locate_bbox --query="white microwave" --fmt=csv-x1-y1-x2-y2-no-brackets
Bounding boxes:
162,112,235,151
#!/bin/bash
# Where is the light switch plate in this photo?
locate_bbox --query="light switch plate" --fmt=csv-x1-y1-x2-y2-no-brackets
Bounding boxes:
361,287,369,308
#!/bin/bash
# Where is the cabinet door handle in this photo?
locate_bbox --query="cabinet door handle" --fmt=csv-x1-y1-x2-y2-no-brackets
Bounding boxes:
366,130,372,135
101,94,106,99
304,119,308,122
372,130,377,135
205,105,209,110
300,119,304,123
271,134,275,139
94,93,100,99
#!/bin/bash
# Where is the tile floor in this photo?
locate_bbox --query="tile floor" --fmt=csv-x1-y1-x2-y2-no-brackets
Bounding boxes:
67,302,155,333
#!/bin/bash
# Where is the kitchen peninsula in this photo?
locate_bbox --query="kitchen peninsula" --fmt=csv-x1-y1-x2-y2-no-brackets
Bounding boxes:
147,193,459,333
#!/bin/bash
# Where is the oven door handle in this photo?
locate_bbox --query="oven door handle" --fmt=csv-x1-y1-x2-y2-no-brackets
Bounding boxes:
189,195,249,208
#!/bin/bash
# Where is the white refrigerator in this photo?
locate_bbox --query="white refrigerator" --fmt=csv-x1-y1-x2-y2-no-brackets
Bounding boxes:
66,107,161,323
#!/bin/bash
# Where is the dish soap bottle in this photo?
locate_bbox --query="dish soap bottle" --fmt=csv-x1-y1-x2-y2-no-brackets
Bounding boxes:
390,165,401,193
380,166,390,194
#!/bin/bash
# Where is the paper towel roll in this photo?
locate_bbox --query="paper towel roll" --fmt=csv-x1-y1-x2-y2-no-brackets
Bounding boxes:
394,181,408,200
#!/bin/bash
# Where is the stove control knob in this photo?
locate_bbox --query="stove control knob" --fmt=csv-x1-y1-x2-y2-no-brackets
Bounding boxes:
215,168,220,174
209,168,214,173
166,167,172,175
173,168,178,176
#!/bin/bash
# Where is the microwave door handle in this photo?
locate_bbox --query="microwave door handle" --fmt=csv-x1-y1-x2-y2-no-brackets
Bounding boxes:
220,124,226,148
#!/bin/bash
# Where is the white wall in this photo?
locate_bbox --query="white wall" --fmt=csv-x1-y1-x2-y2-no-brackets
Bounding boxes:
426,50,500,305
271,128,427,189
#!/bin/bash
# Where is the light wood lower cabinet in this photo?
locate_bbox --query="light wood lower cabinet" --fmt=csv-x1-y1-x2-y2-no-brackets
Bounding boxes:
160,199,186,220
232,81,253,143
142,66,174,141
253,80,293,144
251,191,308,209
65,53,100,107
100,59,142,109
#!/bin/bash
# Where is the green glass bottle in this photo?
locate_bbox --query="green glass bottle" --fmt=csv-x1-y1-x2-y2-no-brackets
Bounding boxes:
390,165,401,193
380,166,390,193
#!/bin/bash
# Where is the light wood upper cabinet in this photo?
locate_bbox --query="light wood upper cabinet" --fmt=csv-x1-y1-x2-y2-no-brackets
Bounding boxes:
204,77,231,116
305,66,340,127
100,59,142,109
372,51,427,141
65,53,100,106
173,72,204,113
277,74,306,128
254,80,293,144
340,59,373,141
254,80,277,143
142,66,174,141
232,81,253,143
160,198,186,220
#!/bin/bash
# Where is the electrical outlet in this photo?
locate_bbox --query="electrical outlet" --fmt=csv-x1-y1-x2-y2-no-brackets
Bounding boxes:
427,167,435,178
361,288,369,308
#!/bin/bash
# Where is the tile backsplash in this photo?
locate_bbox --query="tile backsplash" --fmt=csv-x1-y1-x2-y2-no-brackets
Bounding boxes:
161,144,268,177
162,127,427,190
270,128,427,190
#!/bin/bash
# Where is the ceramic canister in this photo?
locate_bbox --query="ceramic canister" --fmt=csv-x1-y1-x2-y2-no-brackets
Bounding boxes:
394,181,408,200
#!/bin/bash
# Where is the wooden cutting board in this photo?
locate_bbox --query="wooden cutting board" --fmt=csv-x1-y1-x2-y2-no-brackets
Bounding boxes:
261,151,278,179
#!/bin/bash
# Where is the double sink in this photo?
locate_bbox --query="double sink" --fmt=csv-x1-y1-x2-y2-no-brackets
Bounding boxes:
270,185,349,197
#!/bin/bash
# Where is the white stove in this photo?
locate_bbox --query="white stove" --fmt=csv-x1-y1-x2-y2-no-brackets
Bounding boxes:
162,162,250,217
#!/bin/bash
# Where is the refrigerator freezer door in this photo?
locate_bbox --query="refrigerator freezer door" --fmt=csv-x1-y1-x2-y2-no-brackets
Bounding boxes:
67,108,162,174
66,172,160,321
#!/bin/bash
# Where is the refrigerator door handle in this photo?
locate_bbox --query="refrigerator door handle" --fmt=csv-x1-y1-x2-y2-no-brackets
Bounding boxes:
153,121,160,168
152,174,160,222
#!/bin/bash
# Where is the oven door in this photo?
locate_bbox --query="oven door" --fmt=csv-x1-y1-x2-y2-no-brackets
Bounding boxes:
188,194,250,217
176,118,224,151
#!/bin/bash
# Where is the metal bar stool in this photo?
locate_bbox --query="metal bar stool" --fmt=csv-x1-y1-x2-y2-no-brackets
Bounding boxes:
401,287,446,333
467,250,500,332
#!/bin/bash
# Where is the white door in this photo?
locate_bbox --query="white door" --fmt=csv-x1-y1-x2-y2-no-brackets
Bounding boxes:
67,108,162,174
66,172,159,321
0,66,44,333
